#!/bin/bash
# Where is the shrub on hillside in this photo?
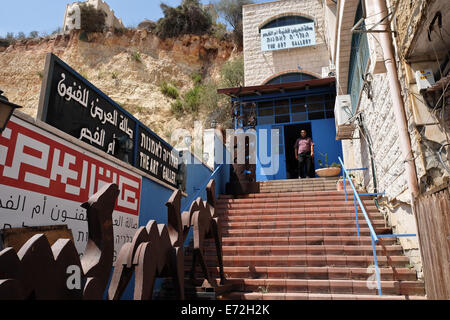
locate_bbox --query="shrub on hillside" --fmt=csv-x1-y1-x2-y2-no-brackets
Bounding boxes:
154,0,212,39
220,56,244,88
80,3,106,33
160,81,180,99
191,72,203,86
171,99,184,117
184,86,201,113
199,81,223,111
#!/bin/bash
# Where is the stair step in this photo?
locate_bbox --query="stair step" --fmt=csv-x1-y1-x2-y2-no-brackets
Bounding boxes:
185,266,418,281
220,214,384,223
195,244,404,256
260,178,339,184
259,186,338,191
221,227,391,237
226,191,359,199
216,279,425,296
217,200,375,207
220,236,396,246
218,209,380,217
259,188,338,192
220,220,387,230
184,255,410,268
217,197,373,205
218,194,371,202
218,212,384,221
219,292,427,300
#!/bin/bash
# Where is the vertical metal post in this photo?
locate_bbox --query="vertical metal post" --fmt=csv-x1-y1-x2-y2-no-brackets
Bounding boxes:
234,105,238,129
343,171,348,202
354,196,360,237
133,123,139,167
371,236,382,296
240,103,244,128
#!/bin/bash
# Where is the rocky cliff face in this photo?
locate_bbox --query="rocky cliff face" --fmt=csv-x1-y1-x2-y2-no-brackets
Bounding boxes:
0,29,237,141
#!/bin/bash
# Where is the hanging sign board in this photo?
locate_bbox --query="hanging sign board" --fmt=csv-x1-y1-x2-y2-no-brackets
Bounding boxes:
37,53,136,165
137,126,179,188
261,22,316,52
37,53,179,189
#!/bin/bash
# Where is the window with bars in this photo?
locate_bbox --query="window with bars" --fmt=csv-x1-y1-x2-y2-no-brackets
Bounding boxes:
253,94,336,126
261,16,313,30
266,72,318,85
347,0,370,113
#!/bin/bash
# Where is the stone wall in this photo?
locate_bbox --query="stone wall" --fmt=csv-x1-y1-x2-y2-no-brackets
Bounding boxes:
242,0,331,86
333,0,429,276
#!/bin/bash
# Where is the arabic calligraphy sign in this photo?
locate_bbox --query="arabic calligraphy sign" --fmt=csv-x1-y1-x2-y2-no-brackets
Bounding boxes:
38,53,136,165
38,53,180,189
261,22,316,52
0,116,141,264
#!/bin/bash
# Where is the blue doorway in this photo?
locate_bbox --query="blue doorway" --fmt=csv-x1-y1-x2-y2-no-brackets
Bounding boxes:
284,122,313,179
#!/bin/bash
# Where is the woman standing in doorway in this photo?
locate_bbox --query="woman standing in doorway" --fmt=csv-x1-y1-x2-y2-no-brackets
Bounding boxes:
294,129,315,178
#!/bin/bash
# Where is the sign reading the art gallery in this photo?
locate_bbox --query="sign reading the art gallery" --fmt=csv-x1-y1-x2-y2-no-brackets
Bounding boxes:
261,22,316,52
137,126,179,188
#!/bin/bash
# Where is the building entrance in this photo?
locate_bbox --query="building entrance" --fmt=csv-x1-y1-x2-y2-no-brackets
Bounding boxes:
284,122,315,179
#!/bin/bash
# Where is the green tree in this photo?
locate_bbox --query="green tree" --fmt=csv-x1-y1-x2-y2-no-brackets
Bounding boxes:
154,0,212,39
214,0,253,48
29,31,39,38
220,55,244,88
79,3,106,33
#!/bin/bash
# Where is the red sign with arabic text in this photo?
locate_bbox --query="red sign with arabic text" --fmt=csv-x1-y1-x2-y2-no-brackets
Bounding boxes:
0,118,141,216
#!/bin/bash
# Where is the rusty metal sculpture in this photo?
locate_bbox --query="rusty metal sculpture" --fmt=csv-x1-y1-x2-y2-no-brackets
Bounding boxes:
0,179,225,300
0,183,119,300
108,179,226,300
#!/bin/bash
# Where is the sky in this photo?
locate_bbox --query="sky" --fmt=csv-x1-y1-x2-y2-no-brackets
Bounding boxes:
0,0,274,38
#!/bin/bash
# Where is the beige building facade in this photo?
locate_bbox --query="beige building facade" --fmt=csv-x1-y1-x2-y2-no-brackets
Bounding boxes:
243,0,333,86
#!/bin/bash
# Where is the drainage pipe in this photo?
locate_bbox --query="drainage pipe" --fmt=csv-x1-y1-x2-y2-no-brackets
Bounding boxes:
370,0,420,199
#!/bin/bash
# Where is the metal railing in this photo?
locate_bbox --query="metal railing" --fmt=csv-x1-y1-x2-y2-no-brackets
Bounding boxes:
338,157,417,296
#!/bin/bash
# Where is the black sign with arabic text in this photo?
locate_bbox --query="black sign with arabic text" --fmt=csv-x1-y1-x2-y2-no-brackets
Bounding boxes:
38,53,179,188
38,54,135,163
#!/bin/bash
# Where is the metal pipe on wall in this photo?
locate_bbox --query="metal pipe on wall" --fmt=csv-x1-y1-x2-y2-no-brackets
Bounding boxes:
369,0,420,199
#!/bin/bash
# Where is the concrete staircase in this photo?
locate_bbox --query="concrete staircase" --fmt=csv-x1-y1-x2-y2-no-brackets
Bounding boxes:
186,178,426,300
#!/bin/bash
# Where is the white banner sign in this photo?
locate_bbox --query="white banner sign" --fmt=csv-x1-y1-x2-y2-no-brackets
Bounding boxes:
0,116,142,265
261,22,316,52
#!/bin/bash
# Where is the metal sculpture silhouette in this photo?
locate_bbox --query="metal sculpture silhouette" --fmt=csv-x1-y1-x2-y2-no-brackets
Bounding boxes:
0,179,225,300
108,179,226,300
0,183,120,300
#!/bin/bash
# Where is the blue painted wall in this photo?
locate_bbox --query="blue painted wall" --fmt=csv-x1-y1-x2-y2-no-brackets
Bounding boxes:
311,118,343,171
256,118,342,181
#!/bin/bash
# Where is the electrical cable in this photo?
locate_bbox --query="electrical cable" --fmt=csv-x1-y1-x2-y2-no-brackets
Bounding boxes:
438,143,450,174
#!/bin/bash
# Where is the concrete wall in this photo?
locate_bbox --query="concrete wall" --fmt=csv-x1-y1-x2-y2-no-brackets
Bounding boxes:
242,0,331,86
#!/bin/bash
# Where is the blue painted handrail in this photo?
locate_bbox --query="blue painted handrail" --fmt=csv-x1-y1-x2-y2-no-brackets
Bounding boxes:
338,157,382,296
181,164,225,213
339,157,379,242
338,157,418,297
